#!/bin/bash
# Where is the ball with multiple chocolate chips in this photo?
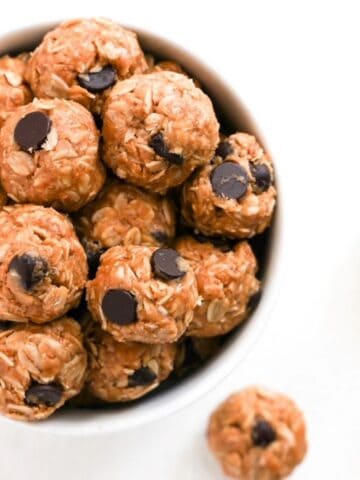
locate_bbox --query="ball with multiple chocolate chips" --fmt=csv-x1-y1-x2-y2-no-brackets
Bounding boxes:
25,18,147,113
87,245,199,343
0,205,87,323
0,317,87,421
75,180,176,258
208,387,307,480
176,236,260,337
0,98,105,212
102,71,219,194
182,132,276,238
0,54,32,128
85,323,176,402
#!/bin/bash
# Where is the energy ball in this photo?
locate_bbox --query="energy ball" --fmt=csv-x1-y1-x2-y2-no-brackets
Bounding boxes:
85,323,176,402
182,133,276,238
25,18,147,112
87,245,198,343
0,317,87,421
176,236,260,337
208,387,307,480
76,180,176,270
0,205,87,323
0,98,105,212
0,54,32,127
102,71,219,194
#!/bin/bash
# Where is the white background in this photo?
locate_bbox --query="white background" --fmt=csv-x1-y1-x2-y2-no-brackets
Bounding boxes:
1,1,360,478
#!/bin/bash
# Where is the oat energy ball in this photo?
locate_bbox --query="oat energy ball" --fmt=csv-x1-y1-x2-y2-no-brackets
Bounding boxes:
102,71,219,193
182,133,276,238
0,98,105,212
176,236,259,337
0,54,32,127
208,387,307,480
25,18,147,112
0,317,87,421
0,205,87,323
77,180,176,262
85,324,175,402
87,245,198,343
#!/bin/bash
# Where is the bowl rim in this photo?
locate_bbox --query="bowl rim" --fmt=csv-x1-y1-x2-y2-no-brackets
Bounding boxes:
0,19,284,435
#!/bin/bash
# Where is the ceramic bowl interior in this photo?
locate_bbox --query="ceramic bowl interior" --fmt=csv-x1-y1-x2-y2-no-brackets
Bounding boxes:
0,22,282,434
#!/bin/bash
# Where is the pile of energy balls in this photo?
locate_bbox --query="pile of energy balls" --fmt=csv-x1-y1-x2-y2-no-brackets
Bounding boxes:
0,16,307,480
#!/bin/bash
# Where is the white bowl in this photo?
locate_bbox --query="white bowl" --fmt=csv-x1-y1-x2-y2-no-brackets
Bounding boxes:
0,21,283,435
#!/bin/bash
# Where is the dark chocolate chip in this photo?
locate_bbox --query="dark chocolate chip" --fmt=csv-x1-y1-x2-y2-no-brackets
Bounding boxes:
250,163,272,192
247,290,262,311
128,367,157,387
211,162,249,200
151,230,169,244
9,254,48,291
14,111,52,152
25,382,63,407
151,248,186,280
215,141,233,159
77,65,117,93
149,133,184,165
252,420,277,447
102,289,138,325
86,246,106,280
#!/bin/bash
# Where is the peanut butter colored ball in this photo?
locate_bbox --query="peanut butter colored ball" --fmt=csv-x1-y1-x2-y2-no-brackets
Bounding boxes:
25,18,147,112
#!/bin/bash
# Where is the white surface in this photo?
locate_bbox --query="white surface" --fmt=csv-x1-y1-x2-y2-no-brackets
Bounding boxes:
1,1,360,478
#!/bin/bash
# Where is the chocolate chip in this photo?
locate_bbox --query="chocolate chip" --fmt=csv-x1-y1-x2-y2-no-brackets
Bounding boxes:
77,65,117,93
128,367,157,387
151,248,186,280
102,289,138,325
247,290,262,311
149,133,184,165
25,382,63,407
14,111,52,152
250,163,272,192
252,420,276,447
215,141,233,159
9,254,48,291
211,162,248,200
151,230,169,244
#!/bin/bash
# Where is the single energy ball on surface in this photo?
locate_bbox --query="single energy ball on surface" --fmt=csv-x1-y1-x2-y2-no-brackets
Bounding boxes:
208,387,307,480
85,323,176,402
0,317,87,421
76,180,176,268
182,133,276,238
176,236,260,337
87,245,199,343
0,54,32,127
102,71,219,193
0,205,87,323
0,98,105,212
25,18,147,112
